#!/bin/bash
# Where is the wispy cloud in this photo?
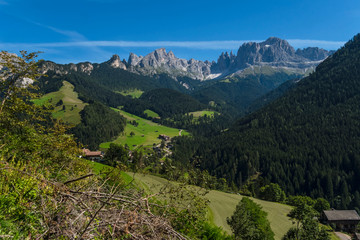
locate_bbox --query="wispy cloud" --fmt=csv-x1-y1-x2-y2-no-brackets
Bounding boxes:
26,20,87,41
23,20,113,57
0,39,346,51
0,40,256,50
0,0,8,5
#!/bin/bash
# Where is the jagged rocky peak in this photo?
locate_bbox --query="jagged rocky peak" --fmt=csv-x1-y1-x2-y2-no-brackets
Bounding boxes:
76,62,94,74
260,37,296,57
127,48,213,80
39,61,94,75
153,48,170,61
107,54,127,70
128,53,143,66
235,37,297,67
213,51,236,72
296,47,334,61
168,50,175,59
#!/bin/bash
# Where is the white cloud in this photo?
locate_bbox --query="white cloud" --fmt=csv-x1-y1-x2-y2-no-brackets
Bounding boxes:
25,21,113,58
0,40,257,49
28,21,87,41
0,39,345,50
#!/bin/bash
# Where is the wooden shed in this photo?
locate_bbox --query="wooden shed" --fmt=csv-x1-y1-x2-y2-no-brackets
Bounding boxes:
322,209,360,233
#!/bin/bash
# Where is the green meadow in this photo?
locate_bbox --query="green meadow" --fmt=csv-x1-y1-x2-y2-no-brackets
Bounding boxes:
187,110,218,119
33,81,87,125
117,89,144,98
100,109,188,149
131,174,340,240
128,173,293,240
85,161,339,240
143,109,160,118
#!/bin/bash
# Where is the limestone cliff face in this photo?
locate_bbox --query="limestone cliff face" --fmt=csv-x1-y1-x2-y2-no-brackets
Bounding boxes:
127,48,213,80
106,55,127,70
210,37,333,77
40,37,334,81
40,61,94,75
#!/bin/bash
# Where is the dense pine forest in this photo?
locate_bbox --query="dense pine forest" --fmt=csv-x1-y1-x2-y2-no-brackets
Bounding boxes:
72,102,127,149
173,34,360,210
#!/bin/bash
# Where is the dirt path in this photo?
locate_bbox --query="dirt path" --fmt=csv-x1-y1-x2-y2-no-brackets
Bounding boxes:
335,232,351,240
179,129,183,136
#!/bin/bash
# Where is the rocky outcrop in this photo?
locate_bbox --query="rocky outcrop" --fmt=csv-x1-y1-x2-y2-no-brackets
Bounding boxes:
296,47,335,61
210,37,333,77
128,48,213,80
40,37,334,81
106,54,127,70
40,61,94,75
128,53,143,66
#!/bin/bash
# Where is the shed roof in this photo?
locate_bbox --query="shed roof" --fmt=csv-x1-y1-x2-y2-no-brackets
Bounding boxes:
83,149,102,157
323,210,360,221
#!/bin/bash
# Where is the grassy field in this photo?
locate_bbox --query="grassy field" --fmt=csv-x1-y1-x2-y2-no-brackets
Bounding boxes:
33,81,87,125
130,173,293,240
100,109,188,150
85,161,339,240
187,110,218,119
144,109,160,118
117,89,144,98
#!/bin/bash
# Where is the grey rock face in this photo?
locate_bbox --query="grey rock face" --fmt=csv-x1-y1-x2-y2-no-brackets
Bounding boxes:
128,53,143,66
296,47,334,61
209,37,333,76
106,54,127,70
234,37,302,69
128,48,213,80
40,61,94,75
40,37,334,81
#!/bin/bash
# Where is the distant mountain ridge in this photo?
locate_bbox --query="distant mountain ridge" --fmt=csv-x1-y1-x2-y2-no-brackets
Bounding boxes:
40,37,334,81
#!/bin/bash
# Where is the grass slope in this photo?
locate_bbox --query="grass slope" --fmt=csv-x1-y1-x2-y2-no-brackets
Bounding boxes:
100,109,188,150
33,81,87,125
144,109,160,118
131,173,293,240
117,89,144,98
187,110,218,118
85,161,339,240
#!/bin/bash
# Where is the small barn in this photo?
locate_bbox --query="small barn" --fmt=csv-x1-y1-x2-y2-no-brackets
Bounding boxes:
83,149,104,161
322,209,360,233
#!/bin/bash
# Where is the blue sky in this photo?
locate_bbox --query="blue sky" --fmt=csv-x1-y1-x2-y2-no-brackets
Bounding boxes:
0,0,359,63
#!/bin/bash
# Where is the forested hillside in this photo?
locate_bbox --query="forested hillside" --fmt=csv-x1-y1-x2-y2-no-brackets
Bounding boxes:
185,34,360,210
72,102,127,149
191,67,303,116
90,64,202,93
139,88,206,118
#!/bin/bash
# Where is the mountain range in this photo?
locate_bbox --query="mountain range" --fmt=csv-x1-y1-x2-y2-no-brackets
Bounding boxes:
41,37,333,81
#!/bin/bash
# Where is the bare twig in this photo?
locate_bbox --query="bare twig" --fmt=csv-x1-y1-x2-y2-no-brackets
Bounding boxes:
63,174,94,185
